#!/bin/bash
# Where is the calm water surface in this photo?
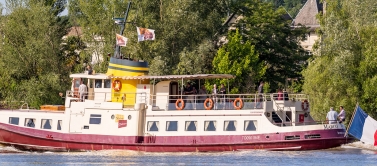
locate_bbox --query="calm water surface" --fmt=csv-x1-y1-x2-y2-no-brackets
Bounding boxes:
0,142,376,166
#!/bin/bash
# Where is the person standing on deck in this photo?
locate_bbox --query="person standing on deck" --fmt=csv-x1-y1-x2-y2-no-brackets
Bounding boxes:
326,107,338,124
212,84,218,109
338,106,346,123
219,84,226,109
256,81,264,108
79,81,87,102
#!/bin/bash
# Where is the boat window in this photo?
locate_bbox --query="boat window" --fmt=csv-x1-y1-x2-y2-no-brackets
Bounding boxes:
285,135,300,140
41,119,52,129
104,79,111,88
147,121,159,131
166,121,178,131
95,79,102,88
89,114,102,124
204,121,216,131
8,117,19,125
24,118,36,128
224,121,237,131
74,79,81,88
244,120,257,131
185,121,197,131
88,79,93,88
57,120,62,130
305,134,321,139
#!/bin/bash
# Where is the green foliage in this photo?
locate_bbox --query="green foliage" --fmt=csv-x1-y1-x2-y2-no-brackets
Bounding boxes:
263,0,307,18
0,0,69,107
234,0,309,91
212,29,266,93
303,0,377,121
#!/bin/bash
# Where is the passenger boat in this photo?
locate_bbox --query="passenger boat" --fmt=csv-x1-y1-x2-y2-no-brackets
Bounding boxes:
0,56,351,152
0,2,351,151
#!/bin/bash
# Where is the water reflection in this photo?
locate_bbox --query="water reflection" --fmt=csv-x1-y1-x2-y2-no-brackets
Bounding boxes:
0,142,377,166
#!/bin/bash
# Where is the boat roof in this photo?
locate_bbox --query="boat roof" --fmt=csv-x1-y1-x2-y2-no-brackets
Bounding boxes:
111,74,235,80
70,73,234,80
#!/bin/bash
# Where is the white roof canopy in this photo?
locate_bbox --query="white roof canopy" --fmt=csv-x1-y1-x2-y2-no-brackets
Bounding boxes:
111,74,235,80
70,73,235,80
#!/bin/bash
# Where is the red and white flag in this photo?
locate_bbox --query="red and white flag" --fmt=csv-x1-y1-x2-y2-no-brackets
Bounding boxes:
116,34,128,46
136,27,155,42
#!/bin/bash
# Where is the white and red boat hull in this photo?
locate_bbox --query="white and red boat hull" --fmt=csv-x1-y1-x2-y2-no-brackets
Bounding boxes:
0,122,351,152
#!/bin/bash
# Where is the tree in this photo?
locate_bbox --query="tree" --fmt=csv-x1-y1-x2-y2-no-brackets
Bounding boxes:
0,1,69,107
234,0,309,91
302,0,377,121
212,29,266,93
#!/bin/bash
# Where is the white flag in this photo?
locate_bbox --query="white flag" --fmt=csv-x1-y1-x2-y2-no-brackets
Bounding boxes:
137,27,155,42
116,34,128,46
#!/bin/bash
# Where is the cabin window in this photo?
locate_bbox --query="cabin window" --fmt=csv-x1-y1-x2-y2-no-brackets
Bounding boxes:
89,114,102,124
104,79,111,88
41,119,52,129
224,120,237,131
95,79,102,88
74,79,80,88
185,121,197,131
166,121,178,131
244,120,257,131
57,120,62,130
204,121,216,131
8,117,19,125
24,118,36,128
147,121,159,131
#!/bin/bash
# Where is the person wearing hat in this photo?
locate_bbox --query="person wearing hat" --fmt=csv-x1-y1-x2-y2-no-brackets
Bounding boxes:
326,107,338,124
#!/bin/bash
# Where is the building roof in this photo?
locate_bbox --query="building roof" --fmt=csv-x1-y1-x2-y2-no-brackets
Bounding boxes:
66,26,82,37
292,0,323,29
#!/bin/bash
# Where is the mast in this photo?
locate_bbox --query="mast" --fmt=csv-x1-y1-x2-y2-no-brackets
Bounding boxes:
114,1,132,59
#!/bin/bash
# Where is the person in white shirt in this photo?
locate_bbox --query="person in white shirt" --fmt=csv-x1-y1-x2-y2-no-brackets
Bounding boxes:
78,82,87,102
338,106,346,123
326,107,338,124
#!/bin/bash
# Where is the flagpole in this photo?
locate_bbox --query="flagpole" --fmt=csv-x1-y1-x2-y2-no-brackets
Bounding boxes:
344,102,359,137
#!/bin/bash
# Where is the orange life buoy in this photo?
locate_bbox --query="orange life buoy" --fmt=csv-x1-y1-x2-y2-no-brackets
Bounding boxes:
301,100,309,111
233,98,244,110
112,80,122,91
175,99,185,110
204,98,214,110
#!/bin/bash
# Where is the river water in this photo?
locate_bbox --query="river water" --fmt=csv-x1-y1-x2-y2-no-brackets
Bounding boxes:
0,142,376,166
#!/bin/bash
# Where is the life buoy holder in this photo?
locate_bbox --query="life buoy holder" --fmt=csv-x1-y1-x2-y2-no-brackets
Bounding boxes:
204,98,214,110
233,98,244,110
302,100,309,111
112,80,122,91
175,99,185,110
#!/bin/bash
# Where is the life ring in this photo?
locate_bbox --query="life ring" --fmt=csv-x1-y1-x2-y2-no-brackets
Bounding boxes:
233,98,244,110
204,98,214,110
301,100,309,111
112,80,122,91
175,99,185,110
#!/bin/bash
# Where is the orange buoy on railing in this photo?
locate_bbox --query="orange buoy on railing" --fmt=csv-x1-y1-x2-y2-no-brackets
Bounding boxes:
175,99,185,110
301,99,309,111
204,98,214,110
112,80,122,91
233,98,244,110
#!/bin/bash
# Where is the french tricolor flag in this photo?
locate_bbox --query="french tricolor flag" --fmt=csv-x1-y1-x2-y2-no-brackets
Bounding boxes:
348,106,377,146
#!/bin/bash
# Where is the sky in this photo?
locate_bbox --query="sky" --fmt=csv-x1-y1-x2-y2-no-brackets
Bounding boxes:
0,0,69,16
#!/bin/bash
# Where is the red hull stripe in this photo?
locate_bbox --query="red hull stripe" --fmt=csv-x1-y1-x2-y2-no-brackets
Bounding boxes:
0,122,351,152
